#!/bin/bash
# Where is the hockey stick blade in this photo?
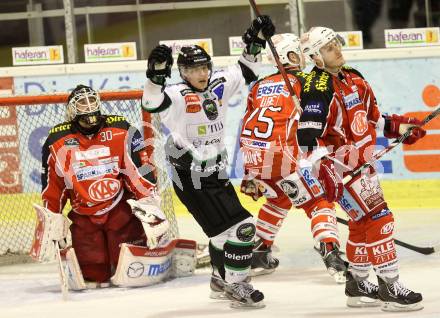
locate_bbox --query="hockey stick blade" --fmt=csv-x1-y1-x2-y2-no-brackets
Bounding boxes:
336,217,439,255
343,106,440,184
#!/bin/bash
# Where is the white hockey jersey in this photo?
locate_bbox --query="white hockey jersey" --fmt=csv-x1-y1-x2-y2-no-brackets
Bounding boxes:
142,58,258,162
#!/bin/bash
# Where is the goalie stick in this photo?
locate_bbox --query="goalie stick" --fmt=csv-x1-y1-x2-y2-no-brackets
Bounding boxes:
248,0,302,116
343,106,440,184
336,217,440,255
54,241,69,300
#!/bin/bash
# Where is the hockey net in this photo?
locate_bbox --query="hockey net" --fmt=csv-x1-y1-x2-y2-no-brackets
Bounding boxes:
0,90,178,265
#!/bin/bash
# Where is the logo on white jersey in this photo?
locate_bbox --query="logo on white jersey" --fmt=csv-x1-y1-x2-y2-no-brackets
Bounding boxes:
187,120,224,137
88,178,120,202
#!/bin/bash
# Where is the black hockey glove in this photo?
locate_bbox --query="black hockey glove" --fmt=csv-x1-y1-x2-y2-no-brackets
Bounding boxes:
146,45,174,86
242,15,275,55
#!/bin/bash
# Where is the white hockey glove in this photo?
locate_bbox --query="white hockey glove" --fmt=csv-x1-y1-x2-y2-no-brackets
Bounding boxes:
30,204,70,262
127,197,170,250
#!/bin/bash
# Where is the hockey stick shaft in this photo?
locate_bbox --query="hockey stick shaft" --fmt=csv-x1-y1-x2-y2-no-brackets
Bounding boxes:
343,106,440,184
54,241,69,300
248,0,302,115
336,216,439,255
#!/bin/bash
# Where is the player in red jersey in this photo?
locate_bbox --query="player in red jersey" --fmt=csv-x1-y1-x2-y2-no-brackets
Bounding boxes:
240,33,345,281
299,26,425,311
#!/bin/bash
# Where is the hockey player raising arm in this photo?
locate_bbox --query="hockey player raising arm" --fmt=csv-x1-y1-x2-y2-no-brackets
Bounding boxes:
141,16,275,308
31,85,196,291
239,33,346,282
299,27,425,312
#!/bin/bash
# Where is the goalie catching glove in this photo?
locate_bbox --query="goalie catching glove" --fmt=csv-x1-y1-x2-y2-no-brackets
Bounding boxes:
30,204,70,262
127,196,170,250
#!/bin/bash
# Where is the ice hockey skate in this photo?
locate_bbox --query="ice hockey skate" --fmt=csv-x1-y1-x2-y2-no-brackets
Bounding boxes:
250,239,279,276
223,281,265,309
378,277,423,312
209,270,228,300
315,242,347,283
345,271,380,307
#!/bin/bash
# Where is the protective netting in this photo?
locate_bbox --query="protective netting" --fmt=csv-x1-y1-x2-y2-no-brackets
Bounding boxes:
0,91,178,265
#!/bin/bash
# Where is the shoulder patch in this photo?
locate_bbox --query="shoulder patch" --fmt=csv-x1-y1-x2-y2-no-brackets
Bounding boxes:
46,122,73,146
49,122,72,135
180,88,193,96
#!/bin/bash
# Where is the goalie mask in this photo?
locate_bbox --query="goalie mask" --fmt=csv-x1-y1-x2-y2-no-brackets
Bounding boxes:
267,33,305,70
66,85,104,135
177,45,213,92
300,26,345,70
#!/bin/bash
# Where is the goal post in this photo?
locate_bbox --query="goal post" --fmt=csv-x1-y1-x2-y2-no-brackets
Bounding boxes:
0,90,178,264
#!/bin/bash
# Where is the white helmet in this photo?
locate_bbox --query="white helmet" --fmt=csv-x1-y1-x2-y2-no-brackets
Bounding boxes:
66,85,101,122
300,26,345,67
267,33,305,70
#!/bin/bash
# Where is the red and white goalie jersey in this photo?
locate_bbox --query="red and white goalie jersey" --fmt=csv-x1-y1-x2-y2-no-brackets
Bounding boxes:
240,71,305,179
41,115,155,216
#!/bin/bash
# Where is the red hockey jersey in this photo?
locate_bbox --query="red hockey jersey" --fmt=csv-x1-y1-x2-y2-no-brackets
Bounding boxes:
41,115,155,216
240,71,305,179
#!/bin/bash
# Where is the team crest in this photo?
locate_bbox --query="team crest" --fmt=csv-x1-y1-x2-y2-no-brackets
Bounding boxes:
202,99,218,120
280,180,299,199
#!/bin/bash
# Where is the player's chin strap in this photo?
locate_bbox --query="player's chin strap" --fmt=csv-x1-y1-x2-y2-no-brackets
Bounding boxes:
127,197,170,250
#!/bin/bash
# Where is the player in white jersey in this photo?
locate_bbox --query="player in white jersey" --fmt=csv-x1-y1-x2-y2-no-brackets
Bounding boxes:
141,16,275,308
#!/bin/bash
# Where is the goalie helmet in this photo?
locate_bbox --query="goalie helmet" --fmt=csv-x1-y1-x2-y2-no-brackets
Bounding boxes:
66,85,104,135
267,33,305,70
300,26,345,68
177,45,213,90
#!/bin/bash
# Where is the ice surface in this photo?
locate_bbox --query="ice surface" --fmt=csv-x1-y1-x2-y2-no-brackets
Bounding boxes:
1,209,439,318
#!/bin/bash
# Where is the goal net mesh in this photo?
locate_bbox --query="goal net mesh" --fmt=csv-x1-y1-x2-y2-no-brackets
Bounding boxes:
0,90,178,265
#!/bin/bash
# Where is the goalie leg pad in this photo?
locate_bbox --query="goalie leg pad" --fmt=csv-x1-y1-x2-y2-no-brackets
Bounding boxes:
170,239,197,278
111,243,173,287
60,247,87,291
111,239,197,287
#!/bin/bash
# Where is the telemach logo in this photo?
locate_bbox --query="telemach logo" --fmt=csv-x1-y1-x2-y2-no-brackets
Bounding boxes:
224,252,252,261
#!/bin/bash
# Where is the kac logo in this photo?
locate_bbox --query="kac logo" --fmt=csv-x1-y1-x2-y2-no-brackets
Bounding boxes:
88,178,120,201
